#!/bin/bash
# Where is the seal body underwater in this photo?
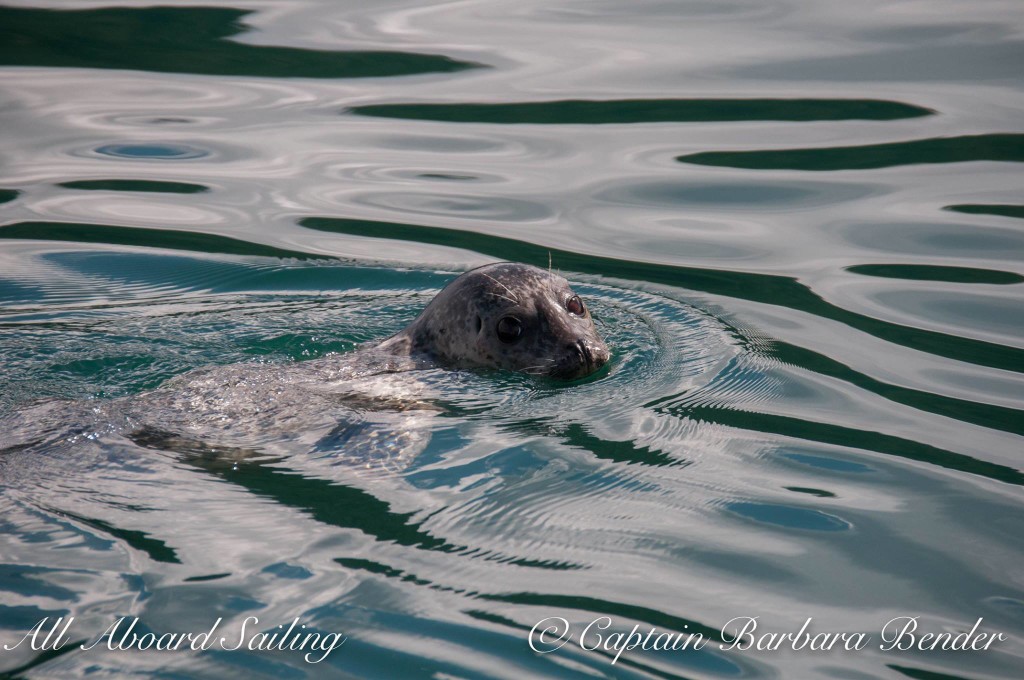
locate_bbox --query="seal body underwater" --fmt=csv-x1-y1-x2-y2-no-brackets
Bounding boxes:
1,263,609,472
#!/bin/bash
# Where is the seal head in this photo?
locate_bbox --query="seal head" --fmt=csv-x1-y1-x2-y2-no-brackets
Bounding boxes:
378,263,610,379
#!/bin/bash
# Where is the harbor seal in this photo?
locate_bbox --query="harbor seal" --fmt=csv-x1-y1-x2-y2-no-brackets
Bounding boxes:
0,262,609,471
374,262,610,379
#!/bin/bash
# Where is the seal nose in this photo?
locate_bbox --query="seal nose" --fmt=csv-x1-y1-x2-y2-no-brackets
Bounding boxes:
574,339,609,371
585,339,610,368
574,340,592,369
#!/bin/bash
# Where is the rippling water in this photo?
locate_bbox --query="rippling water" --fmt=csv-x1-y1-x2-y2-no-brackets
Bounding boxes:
1,1,1022,678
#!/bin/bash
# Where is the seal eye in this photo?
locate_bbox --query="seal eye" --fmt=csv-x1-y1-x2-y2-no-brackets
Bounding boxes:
567,295,585,316
496,316,523,343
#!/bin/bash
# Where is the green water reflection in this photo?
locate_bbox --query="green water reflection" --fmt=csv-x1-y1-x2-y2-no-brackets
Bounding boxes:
59,180,210,194
350,98,933,123
0,221,327,260
945,204,1024,219
0,6,481,78
678,134,1024,170
846,264,1023,285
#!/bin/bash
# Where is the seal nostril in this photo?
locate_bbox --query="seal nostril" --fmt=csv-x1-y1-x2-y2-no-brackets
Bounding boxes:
575,339,593,367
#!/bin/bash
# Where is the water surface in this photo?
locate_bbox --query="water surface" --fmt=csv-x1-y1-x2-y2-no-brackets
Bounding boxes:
1,1,1022,678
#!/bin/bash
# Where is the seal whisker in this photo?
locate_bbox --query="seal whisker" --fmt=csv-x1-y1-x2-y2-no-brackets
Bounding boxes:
479,272,520,303
486,291,518,305
519,359,555,374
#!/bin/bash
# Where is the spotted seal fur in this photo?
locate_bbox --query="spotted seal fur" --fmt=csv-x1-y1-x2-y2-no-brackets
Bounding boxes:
374,262,610,379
